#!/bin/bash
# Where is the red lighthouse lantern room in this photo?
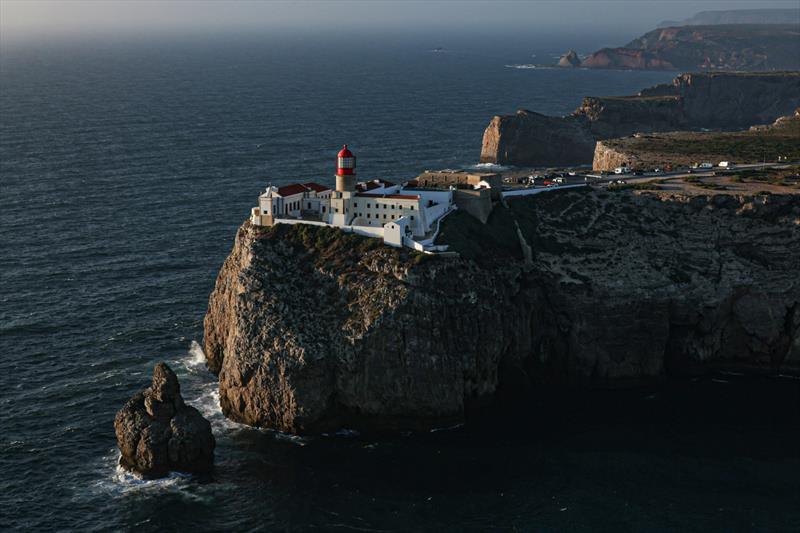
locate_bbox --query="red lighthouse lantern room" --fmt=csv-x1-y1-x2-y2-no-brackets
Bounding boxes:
337,145,356,176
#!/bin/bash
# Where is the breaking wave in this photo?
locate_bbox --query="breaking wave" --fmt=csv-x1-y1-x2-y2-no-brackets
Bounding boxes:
469,162,511,171
184,340,206,371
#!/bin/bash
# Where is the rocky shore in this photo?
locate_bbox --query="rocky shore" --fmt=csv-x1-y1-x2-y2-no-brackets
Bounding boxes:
204,191,800,434
480,71,800,167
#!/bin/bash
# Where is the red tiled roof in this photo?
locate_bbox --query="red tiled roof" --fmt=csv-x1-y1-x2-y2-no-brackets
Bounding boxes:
356,193,420,200
356,179,395,192
303,182,331,193
356,181,382,192
276,183,309,197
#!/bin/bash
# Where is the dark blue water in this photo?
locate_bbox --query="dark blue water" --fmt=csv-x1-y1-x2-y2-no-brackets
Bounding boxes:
2,33,798,531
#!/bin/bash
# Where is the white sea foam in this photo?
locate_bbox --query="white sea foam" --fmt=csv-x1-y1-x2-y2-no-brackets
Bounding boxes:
273,431,312,446
184,340,206,371
335,428,360,438
469,162,511,171
430,422,464,433
89,449,206,501
505,64,538,69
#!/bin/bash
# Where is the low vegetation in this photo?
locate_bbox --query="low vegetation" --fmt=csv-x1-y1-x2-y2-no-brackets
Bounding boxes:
603,116,800,166
607,180,665,191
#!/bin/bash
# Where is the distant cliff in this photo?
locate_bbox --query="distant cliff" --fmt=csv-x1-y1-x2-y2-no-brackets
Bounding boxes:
658,9,800,28
580,25,800,71
204,191,800,434
480,71,800,166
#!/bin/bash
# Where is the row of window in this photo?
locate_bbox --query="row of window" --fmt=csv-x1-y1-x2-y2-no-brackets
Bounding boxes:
353,202,414,211
284,200,300,214
357,213,414,221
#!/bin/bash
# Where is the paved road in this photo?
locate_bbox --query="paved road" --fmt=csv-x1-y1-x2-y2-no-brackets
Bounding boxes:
586,161,798,186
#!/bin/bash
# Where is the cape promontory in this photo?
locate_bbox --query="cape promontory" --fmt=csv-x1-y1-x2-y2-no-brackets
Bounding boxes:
480,71,800,167
204,190,800,434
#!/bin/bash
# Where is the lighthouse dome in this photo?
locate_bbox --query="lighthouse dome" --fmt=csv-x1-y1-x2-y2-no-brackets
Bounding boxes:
336,144,356,176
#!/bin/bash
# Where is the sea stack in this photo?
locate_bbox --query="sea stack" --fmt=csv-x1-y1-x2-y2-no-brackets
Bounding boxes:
114,362,215,478
557,50,581,67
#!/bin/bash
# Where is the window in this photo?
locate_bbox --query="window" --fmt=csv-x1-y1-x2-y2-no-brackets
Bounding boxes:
383,214,386,219
322,206,326,213
367,213,370,218
410,206,414,210
411,215,414,220
307,202,311,209
354,202,358,208
335,208,339,213
367,203,371,208
391,215,395,220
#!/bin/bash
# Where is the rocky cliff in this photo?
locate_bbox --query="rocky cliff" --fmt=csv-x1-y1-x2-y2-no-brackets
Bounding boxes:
204,191,800,434
480,72,800,166
580,24,800,71
658,9,800,29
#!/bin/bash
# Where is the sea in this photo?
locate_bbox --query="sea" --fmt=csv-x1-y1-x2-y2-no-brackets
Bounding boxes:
1,31,798,532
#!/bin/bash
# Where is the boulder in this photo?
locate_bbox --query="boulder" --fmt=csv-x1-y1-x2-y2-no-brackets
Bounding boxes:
557,50,581,68
114,362,215,478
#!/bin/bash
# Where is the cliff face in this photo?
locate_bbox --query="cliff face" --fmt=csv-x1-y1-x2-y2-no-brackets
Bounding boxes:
481,110,597,166
204,191,800,434
581,24,800,71
480,72,800,166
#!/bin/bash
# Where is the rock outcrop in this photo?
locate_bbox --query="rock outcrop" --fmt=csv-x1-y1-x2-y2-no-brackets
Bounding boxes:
557,50,581,68
480,71,800,166
204,192,800,434
115,363,215,478
580,24,800,71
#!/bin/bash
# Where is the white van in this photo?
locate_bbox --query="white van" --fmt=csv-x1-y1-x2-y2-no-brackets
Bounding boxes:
718,161,735,168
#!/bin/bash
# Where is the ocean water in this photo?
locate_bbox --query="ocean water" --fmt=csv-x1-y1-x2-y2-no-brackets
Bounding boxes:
1,33,798,531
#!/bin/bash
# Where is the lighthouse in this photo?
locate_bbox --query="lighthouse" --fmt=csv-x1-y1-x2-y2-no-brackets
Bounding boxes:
329,144,356,226
335,144,356,192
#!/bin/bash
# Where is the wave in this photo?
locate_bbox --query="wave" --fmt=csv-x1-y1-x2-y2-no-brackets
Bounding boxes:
88,449,206,500
184,339,206,371
468,162,512,171
505,64,561,71
273,431,312,446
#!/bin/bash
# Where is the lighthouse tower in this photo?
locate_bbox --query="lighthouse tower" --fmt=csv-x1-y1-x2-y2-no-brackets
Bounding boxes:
335,144,356,192
329,144,356,226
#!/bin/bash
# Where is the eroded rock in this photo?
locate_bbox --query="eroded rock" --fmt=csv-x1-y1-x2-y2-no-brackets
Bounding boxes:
114,362,215,478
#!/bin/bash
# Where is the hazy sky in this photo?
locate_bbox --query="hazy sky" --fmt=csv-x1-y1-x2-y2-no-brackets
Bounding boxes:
1,0,798,40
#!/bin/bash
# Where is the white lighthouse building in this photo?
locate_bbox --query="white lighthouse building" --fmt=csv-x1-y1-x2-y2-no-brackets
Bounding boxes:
250,144,457,249
329,145,357,226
